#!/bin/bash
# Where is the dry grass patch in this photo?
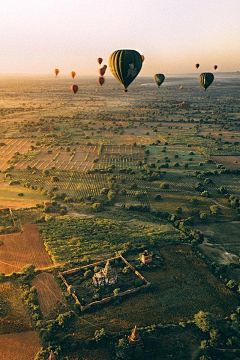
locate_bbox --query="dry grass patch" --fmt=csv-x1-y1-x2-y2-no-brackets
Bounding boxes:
0,282,33,334
32,272,63,315
0,331,40,360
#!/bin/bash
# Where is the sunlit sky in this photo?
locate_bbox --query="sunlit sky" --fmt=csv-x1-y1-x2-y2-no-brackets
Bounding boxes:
1,0,240,76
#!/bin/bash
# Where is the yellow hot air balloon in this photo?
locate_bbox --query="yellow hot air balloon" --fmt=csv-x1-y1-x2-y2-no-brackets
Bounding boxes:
54,69,59,76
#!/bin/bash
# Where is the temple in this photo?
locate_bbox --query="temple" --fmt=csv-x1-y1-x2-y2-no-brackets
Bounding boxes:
141,250,152,264
93,260,117,287
48,350,57,360
128,325,143,346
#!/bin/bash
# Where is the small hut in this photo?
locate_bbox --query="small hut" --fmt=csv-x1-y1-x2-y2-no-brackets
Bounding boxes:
141,250,152,264
93,260,117,287
128,325,143,346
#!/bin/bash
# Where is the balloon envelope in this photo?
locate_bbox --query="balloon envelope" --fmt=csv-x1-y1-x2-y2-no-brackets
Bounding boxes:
71,85,78,94
214,65,218,70
97,77,105,86
195,63,200,69
54,69,59,76
97,58,103,65
198,73,214,91
109,49,142,92
154,74,165,87
99,67,106,76
71,71,76,79
141,55,145,62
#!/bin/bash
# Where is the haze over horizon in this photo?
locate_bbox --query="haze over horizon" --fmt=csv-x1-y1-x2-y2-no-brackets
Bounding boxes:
1,0,240,76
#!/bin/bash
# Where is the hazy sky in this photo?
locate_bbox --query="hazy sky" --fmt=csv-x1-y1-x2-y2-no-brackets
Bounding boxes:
1,0,240,76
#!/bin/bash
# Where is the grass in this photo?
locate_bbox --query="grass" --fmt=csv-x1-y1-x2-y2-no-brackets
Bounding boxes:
38,216,182,263
73,244,238,339
0,281,33,335
195,221,240,255
0,178,47,209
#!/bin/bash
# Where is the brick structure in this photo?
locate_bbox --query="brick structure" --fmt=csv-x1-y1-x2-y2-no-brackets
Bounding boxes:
93,260,117,287
141,250,152,264
128,325,143,346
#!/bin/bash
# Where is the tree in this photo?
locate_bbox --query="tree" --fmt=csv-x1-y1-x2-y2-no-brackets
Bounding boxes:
194,311,214,332
91,202,104,212
107,190,116,202
210,205,220,215
21,264,36,278
115,338,131,360
94,328,106,342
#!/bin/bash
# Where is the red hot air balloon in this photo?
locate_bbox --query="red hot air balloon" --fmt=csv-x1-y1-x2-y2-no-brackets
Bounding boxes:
195,63,200,69
97,58,103,65
214,65,218,70
99,67,106,76
71,85,78,94
71,71,76,78
54,69,59,76
97,77,105,86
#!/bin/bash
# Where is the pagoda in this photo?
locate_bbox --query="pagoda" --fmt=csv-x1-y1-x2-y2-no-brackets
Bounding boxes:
93,260,117,287
128,325,143,346
48,350,57,360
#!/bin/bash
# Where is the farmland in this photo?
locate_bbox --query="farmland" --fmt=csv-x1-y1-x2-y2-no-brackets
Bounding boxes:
0,331,40,360
0,224,52,274
0,74,240,359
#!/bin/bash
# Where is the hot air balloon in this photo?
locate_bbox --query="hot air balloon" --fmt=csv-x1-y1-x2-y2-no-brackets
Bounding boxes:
195,63,200,69
54,69,59,76
154,74,165,88
214,65,218,70
71,71,76,79
97,77,105,86
199,73,214,91
97,58,103,65
71,85,78,94
99,67,106,76
103,65,107,69
109,49,142,92
141,55,145,62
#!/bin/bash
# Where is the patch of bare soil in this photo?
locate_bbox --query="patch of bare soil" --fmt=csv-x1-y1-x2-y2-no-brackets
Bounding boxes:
32,272,63,315
0,331,40,360
0,224,52,274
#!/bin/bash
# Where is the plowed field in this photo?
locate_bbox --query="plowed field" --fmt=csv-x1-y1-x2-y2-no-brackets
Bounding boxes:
0,331,40,360
32,272,63,315
0,224,52,274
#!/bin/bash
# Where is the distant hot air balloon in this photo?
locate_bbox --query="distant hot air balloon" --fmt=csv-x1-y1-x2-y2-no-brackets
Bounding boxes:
71,85,78,94
97,58,103,65
109,49,143,92
97,77,105,86
103,65,107,69
214,65,218,70
54,69,59,76
154,74,165,88
71,71,76,79
178,85,183,90
199,73,214,91
99,67,106,76
195,63,200,69
141,55,145,62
